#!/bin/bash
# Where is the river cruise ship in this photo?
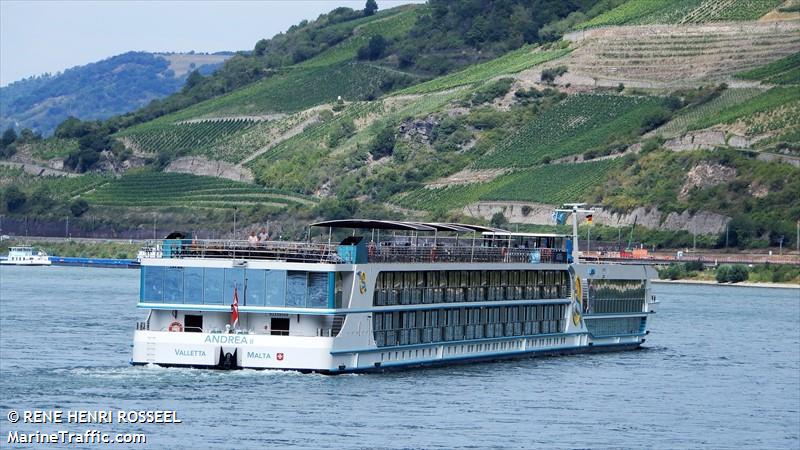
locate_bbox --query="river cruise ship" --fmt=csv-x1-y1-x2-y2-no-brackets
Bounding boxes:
131,215,657,373
1,246,51,266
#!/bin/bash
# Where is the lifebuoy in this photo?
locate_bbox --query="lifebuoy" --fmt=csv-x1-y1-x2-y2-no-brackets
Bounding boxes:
168,321,183,332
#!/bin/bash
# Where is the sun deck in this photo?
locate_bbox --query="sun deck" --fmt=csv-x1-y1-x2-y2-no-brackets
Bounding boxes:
143,220,570,265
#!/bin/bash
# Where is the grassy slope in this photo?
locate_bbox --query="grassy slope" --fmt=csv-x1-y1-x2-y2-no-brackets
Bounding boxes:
82,171,314,209
393,159,624,211
577,0,784,28
474,94,666,168
735,52,800,85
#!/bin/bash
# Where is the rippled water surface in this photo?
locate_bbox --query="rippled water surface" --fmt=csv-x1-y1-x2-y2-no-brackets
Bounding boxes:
1,266,798,448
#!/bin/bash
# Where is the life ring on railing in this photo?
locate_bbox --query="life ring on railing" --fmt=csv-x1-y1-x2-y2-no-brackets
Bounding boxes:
168,321,183,332
430,247,437,262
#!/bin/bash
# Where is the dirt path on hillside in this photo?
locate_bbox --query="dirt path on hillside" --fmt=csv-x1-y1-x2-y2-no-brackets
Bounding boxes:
236,106,331,167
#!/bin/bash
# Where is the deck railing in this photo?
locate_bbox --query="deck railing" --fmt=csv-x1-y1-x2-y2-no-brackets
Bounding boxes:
146,239,343,263
143,239,568,265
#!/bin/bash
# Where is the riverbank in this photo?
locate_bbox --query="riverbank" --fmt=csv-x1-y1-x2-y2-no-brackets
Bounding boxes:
1,239,140,259
653,279,799,289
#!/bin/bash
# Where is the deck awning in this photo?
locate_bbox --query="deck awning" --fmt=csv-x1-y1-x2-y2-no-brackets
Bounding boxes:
310,219,437,232
440,223,508,233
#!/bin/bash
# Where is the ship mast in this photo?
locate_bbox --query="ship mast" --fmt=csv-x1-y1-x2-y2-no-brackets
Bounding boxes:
556,203,594,264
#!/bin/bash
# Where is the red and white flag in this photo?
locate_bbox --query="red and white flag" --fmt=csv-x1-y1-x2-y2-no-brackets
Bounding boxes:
231,286,240,328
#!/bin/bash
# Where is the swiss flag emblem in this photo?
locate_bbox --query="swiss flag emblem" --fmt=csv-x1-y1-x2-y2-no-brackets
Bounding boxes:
276,353,284,361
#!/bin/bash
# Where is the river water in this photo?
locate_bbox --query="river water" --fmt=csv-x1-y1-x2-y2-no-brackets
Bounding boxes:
0,266,798,449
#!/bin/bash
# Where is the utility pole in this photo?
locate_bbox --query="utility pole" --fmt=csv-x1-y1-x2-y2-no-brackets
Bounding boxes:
153,216,157,240
587,225,591,253
725,223,729,250
779,235,784,255
65,216,69,239
233,208,237,240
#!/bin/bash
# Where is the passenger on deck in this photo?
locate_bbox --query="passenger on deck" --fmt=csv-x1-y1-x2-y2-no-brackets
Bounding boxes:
248,231,259,246
258,227,269,242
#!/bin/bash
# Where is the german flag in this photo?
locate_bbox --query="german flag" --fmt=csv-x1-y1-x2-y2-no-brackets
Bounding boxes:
586,214,593,225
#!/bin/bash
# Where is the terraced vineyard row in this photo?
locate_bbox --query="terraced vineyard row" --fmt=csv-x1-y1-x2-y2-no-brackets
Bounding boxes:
118,119,256,159
393,160,622,211
398,46,571,95
28,138,79,160
159,62,415,122
247,88,464,167
567,21,799,85
656,88,763,137
474,94,666,169
28,174,109,199
577,0,783,28
688,86,800,131
299,7,419,68
248,101,386,165
735,52,800,85
81,172,313,209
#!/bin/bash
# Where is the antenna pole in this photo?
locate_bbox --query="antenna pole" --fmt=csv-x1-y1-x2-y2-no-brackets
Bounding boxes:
572,205,579,263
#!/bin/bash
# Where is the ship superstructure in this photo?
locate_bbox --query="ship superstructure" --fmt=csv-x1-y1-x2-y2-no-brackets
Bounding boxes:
131,216,657,373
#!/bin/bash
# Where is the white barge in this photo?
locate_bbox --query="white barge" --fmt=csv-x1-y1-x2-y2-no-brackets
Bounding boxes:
131,210,657,373
1,246,51,266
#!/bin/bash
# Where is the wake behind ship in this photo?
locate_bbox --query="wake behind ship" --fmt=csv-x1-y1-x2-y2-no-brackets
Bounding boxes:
131,214,657,373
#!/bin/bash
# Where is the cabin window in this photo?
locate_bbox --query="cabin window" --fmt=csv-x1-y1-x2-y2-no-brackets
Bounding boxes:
270,317,290,336
184,315,203,332
265,270,287,306
203,268,224,304
307,272,328,308
142,266,165,302
184,267,204,304
224,268,245,305
245,269,267,306
286,271,307,307
164,267,184,303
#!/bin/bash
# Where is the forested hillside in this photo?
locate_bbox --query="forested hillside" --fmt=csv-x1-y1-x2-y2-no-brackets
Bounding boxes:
1,0,798,251
0,51,230,135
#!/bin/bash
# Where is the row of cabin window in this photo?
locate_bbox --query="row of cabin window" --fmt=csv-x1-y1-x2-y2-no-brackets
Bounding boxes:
141,266,331,308
374,284,567,306
376,270,568,289
372,305,567,347
586,298,645,314
588,280,646,301
585,317,645,336
374,304,567,330
373,270,569,306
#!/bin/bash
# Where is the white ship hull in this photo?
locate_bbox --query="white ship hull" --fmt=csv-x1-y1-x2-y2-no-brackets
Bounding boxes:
131,224,657,374
131,329,644,373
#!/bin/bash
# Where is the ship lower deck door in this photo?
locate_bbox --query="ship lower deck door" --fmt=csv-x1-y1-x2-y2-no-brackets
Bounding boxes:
185,315,203,333
271,318,290,336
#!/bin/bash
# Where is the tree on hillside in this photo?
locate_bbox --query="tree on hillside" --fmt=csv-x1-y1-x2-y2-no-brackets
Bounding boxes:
184,70,204,91
358,34,387,60
254,39,268,57
0,127,17,159
369,125,396,158
1,128,17,148
364,0,378,16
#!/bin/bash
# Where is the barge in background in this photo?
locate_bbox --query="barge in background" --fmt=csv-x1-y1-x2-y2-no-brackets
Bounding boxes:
131,208,657,373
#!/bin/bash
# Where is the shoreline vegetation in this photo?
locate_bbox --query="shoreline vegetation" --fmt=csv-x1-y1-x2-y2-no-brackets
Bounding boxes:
1,239,140,260
3,238,798,287
657,260,800,286
652,279,799,289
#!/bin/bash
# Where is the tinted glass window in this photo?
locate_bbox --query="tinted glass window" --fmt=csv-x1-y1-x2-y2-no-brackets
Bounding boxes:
203,268,224,304
183,267,204,304
142,266,164,302
163,267,184,303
